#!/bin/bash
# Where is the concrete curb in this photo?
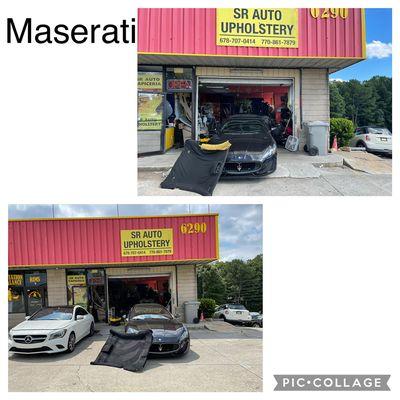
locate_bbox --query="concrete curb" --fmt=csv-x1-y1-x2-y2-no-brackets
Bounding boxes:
138,166,171,172
185,322,206,330
138,159,345,175
312,160,344,168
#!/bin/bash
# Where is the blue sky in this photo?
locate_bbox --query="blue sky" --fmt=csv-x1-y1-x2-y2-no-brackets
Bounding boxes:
8,204,263,261
330,8,392,81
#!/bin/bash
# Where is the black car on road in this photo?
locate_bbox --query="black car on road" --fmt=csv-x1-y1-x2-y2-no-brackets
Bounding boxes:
125,303,190,356
218,114,277,177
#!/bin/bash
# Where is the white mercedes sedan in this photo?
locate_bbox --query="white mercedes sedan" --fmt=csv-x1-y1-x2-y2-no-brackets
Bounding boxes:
9,305,95,354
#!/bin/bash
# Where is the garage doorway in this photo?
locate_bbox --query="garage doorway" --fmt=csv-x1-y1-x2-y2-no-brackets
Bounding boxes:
196,77,295,140
107,275,171,318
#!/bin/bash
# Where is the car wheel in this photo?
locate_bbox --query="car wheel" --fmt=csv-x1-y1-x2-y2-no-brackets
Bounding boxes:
219,315,226,322
357,141,366,148
303,144,308,152
309,146,318,156
89,322,95,337
66,332,76,353
252,322,261,328
175,341,190,356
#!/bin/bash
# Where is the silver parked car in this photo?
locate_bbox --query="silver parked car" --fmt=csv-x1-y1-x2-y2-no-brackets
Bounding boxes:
350,126,392,156
249,312,263,328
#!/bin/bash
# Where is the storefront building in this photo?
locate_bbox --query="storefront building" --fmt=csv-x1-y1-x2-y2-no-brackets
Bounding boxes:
137,8,366,155
8,214,219,328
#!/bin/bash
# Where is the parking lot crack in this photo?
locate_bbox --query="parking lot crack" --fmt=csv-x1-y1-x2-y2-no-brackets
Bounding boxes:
75,365,94,392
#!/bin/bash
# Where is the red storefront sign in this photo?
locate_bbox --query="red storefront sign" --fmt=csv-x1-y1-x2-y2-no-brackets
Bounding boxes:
8,214,219,267
167,79,193,91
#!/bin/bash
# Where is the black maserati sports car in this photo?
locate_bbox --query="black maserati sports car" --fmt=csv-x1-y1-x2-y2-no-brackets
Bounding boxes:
218,114,277,177
125,303,190,356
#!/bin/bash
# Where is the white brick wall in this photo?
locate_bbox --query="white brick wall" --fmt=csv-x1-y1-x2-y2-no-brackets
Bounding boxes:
176,265,197,321
302,68,329,122
301,68,330,147
177,265,197,306
46,269,67,306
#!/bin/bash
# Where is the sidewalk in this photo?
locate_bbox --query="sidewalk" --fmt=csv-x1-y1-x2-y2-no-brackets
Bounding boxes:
138,148,391,178
94,321,207,336
138,148,344,179
339,150,392,175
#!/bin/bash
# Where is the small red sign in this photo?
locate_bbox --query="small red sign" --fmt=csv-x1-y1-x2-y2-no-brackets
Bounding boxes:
167,79,192,91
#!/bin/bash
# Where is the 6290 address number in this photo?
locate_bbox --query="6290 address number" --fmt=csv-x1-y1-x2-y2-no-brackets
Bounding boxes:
180,222,207,234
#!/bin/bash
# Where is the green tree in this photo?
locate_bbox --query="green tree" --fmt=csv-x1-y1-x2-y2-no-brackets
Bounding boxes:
197,255,263,312
330,76,392,131
197,264,226,305
243,254,263,312
367,76,392,130
329,83,345,118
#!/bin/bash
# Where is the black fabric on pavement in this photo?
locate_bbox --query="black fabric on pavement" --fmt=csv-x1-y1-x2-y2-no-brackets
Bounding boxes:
91,329,153,372
160,139,229,196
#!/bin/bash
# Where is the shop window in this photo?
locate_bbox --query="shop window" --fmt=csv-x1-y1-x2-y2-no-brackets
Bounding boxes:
8,271,48,315
25,272,48,315
138,70,163,93
137,67,165,155
87,269,107,322
67,270,88,309
8,286,25,313
166,68,193,92
138,92,164,131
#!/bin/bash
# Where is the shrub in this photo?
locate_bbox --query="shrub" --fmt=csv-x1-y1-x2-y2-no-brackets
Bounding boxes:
330,118,355,147
199,298,217,318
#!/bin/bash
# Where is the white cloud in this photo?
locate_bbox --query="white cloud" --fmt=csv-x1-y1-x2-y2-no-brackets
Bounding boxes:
329,78,346,82
366,40,392,59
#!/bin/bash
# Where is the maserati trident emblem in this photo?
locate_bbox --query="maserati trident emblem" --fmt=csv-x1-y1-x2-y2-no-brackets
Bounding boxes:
158,344,163,351
24,335,33,344
237,163,242,172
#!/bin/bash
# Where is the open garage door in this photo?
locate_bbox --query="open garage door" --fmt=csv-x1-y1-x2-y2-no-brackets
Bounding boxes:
107,275,171,319
196,77,295,140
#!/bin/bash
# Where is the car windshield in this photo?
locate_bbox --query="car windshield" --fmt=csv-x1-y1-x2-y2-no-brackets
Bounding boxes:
221,121,265,135
368,127,391,135
131,314,170,320
228,304,246,310
30,308,73,320
130,305,173,320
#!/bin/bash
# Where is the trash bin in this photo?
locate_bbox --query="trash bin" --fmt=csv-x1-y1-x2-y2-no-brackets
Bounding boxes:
303,121,330,156
183,301,200,323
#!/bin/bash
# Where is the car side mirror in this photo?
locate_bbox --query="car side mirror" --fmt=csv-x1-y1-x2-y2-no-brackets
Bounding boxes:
174,313,181,319
76,315,84,320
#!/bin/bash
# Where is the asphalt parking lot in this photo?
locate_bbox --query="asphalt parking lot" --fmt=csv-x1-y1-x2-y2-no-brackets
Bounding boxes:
9,326,262,392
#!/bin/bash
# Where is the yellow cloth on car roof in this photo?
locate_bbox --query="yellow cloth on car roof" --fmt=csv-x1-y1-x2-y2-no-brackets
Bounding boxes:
200,141,231,151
